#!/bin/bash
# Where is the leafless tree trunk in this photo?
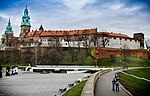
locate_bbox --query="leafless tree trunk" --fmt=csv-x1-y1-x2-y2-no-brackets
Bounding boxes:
145,38,150,51
145,38,150,59
122,44,130,60
38,47,45,64
101,32,109,48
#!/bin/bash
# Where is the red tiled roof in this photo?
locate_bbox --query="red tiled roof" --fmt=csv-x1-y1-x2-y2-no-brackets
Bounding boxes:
97,32,130,38
26,31,35,37
34,31,42,36
108,32,129,38
26,28,97,37
25,28,131,39
12,36,19,40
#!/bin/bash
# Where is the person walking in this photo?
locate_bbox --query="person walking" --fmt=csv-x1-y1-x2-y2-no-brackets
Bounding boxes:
115,74,120,92
6,66,10,76
0,65,2,78
115,79,119,92
112,77,116,91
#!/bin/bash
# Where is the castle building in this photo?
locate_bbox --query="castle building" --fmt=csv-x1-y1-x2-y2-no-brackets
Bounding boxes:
1,19,18,49
1,6,144,50
20,5,31,45
24,27,143,49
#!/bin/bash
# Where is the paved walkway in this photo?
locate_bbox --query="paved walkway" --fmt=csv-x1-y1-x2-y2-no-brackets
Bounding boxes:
0,71,90,96
95,70,129,96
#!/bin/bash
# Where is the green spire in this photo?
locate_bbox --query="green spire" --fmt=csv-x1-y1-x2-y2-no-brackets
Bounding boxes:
21,5,31,27
5,18,13,34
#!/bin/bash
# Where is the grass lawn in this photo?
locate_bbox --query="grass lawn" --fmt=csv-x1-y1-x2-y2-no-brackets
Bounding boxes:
63,80,87,96
118,72,150,96
124,68,150,80
98,56,150,67
0,64,28,71
0,63,28,67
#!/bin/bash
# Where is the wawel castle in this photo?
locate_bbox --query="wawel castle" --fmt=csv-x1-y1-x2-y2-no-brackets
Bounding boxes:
1,6,144,50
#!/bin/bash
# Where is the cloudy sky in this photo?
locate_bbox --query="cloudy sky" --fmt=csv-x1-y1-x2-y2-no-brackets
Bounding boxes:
0,0,150,39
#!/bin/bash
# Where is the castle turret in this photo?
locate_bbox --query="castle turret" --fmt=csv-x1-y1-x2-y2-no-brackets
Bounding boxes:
5,18,14,46
5,18,13,35
39,24,44,31
20,5,31,39
133,33,144,49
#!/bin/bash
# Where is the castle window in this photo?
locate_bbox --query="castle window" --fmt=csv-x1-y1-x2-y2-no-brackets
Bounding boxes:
66,43,67,45
130,39,132,41
114,37,116,39
120,38,122,40
125,39,127,41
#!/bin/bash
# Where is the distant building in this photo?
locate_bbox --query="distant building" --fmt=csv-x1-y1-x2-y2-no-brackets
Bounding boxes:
1,6,144,50
1,19,18,49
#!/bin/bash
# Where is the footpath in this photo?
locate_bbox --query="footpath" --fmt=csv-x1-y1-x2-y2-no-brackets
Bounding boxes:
95,70,130,96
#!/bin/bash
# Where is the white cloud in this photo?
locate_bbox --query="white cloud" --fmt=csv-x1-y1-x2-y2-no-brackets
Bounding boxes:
0,14,9,19
0,0,150,39
61,0,96,11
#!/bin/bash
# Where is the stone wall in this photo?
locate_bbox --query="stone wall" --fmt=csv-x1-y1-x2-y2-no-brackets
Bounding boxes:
96,48,149,59
0,47,149,65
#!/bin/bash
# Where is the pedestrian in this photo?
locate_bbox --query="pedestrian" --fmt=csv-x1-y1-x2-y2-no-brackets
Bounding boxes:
115,79,119,92
12,66,15,75
6,66,10,76
0,65,2,78
15,66,18,74
112,77,116,91
115,74,120,92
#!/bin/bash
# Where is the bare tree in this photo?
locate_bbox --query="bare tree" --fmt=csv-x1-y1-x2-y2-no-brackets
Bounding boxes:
145,38,150,59
122,44,130,60
93,35,98,48
145,38,150,51
41,48,61,64
101,32,109,48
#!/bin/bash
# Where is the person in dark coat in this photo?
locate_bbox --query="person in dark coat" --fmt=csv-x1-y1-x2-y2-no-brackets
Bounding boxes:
0,66,2,78
6,66,10,76
112,77,116,91
12,66,15,75
115,74,120,92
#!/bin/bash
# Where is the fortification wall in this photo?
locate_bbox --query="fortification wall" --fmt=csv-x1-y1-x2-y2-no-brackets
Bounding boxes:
96,48,148,59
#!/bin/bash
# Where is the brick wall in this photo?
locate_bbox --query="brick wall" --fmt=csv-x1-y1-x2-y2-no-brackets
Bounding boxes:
96,48,148,59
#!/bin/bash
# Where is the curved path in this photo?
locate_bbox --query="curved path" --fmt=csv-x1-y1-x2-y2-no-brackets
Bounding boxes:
95,70,129,96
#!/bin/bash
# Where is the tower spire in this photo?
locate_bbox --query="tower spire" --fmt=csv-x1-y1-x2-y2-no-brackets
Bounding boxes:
5,18,13,34
39,24,44,31
8,18,11,26
21,5,31,27
20,5,31,39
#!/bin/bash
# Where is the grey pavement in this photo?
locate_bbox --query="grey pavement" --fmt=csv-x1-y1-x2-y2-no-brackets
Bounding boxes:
0,71,90,96
95,70,129,96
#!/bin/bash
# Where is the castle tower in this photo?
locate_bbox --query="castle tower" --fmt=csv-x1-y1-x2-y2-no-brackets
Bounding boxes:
39,24,44,31
133,33,144,49
20,5,31,39
5,18,14,46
